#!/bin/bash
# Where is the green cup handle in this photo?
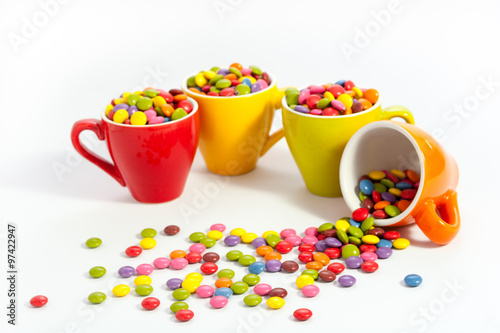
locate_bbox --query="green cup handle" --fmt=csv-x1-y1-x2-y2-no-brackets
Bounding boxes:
381,105,415,124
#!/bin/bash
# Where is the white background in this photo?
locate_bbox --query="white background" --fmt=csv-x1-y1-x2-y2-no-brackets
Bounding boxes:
1,0,500,332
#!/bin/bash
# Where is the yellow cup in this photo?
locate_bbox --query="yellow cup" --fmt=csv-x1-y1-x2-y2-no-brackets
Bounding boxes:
282,98,415,197
182,75,285,175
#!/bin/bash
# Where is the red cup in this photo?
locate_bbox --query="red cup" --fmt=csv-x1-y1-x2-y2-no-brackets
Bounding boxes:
71,98,199,203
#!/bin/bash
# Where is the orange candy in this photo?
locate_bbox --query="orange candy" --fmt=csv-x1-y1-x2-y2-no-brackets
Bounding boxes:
170,250,186,259
173,94,187,102
256,246,273,256
398,199,411,212
305,261,323,270
224,73,237,81
406,169,420,183
215,278,233,288
358,98,373,110
160,104,174,117
346,90,356,97
364,89,379,104
229,63,243,71
188,87,204,95
264,252,282,261
344,108,352,115
313,252,330,266
374,201,391,210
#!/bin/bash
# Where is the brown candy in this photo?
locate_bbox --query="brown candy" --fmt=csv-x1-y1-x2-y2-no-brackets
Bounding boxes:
319,270,336,282
164,225,180,236
202,252,220,263
366,228,385,237
281,260,299,273
322,229,337,238
269,288,287,298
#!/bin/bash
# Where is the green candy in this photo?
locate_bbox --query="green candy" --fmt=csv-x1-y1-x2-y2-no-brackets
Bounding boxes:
88,292,106,304
209,74,224,85
242,274,260,286
361,217,375,232
266,234,280,248
230,281,249,294
170,301,189,313
200,237,216,248
137,97,153,111
144,89,159,98
316,98,331,110
187,76,196,87
226,250,243,261
209,86,221,93
89,266,106,278
286,92,299,106
210,66,220,73
340,217,351,222
302,269,319,280
249,65,262,75
126,94,140,106
373,183,387,193
217,269,235,279
215,79,231,89
381,179,395,188
229,67,242,78
243,294,262,306
172,288,190,300
235,84,251,96
342,244,360,259
337,229,349,244
318,222,334,232
347,226,364,238
348,236,362,246
135,284,153,296
141,228,157,238
359,191,369,201
155,106,165,116
189,232,206,242
238,255,256,266
285,87,299,96
385,205,402,217
85,237,102,248
171,108,188,121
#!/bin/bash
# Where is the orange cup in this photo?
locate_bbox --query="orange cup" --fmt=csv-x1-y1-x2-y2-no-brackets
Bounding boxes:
339,121,460,244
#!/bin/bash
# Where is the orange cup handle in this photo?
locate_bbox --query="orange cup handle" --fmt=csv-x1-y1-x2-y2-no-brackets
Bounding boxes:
260,86,291,156
71,119,126,186
415,190,460,245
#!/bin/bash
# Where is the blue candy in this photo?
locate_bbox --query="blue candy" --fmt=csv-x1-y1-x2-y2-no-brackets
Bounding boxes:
248,262,266,275
214,287,233,298
241,78,252,87
335,80,346,86
376,239,393,248
396,182,412,190
404,274,423,287
359,179,375,195
349,218,361,227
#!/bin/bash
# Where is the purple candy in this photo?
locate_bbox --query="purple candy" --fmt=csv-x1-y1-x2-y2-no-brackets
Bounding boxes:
252,237,267,248
251,82,262,93
118,266,135,278
113,103,129,112
217,68,230,76
345,256,363,269
166,278,183,290
314,240,328,252
338,275,356,287
265,260,281,272
127,105,138,117
294,105,309,113
381,192,397,203
224,235,241,247
325,237,342,248
375,247,393,259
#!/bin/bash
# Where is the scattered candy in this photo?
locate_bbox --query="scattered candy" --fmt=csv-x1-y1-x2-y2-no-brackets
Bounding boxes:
338,275,356,287
30,295,48,308
267,297,285,309
293,308,313,321
164,225,180,235
88,292,106,304
112,284,131,297
244,294,263,306
89,266,106,278
170,302,189,313
404,274,423,287
85,237,102,248
175,309,194,322
141,297,160,310
210,295,229,309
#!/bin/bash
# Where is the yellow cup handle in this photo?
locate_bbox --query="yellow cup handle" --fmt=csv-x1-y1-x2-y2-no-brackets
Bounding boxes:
381,105,415,124
260,87,290,157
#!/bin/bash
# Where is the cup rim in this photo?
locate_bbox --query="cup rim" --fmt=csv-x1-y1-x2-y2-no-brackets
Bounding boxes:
339,121,425,227
181,73,276,99
281,94,381,118
101,96,199,128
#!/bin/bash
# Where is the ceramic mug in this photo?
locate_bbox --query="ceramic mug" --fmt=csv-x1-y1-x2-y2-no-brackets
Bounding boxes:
182,74,285,176
340,120,460,244
71,97,199,203
282,99,414,197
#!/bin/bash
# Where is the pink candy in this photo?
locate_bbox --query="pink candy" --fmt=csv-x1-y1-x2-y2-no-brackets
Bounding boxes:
148,116,165,124
304,227,319,237
170,257,188,270
189,243,206,254
136,263,154,275
285,235,302,246
210,223,226,232
253,283,272,296
196,285,214,298
302,235,319,245
153,257,170,269
257,79,268,89
280,228,296,238
309,85,326,94
301,284,320,297
298,89,310,105
210,295,228,308
360,252,378,261
144,110,157,121
241,68,252,76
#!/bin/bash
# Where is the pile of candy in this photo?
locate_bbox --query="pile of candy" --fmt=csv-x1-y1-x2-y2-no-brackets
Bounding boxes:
186,63,271,97
30,214,422,322
285,80,379,116
105,88,194,125
358,169,420,219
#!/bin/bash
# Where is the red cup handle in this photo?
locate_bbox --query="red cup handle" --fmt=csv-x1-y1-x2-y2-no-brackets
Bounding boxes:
71,119,126,186
415,190,460,245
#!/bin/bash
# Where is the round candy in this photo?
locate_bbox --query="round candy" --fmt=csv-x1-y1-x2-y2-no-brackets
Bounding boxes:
30,295,48,308
153,257,170,269
85,237,102,248
170,258,189,270
112,284,130,297
88,292,106,304
217,269,235,279
164,225,180,235
200,262,218,275
125,246,142,257
225,235,241,247
210,295,229,308
361,260,379,273
404,274,423,287
281,260,299,273
267,297,285,309
196,285,214,298
89,266,106,278
269,288,287,298
175,309,194,322
140,228,157,238
265,260,281,272
375,247,393,259
327,262,345,274
172,288,190,300
319,270,336,282
342,244,360,259
248,261,266,274
242,274,260,286
167,278,183,290
189,232,206,242
134,275,152,286
252,237,267,248
118,266,135,278
207,230,223,240
215,278,233,288
210,223,226,232
301,285,320,297
170,301,189,313
170,249,187,259
244,294,263,307
254,283,272,296
136,264,154,276
338,275,356,287
185,252,202,264
189,243,206,254
296,275,315,289
141,297,160,310
182,279,200,293
294,308,313,321
214,287,233,299
238,255,256,266
230,281,249,294
202,252,220,263
393,238,410,249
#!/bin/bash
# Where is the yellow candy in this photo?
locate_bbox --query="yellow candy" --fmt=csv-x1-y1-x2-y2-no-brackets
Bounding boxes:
368,170,385,180
335,220,350,232
391,169,406,179
185,272,203,282
130,111,147,126
152,96,167,108
134,91,144,96
112,284,131,297
134,275,152,286
203,70,216,80
230,228,246,237
113,98,125,105
337,94,353,108
113,109,129,124
324,91,335,101
393,238,410,249
182,278,200,293
122,92,131,101
266,296,285,309
105,104,113,116
389,188,402,197
296,275,314,289
195,73,207,87
140,237,156,249
361,235,380,244
239,75,257,84
352,86,363,99
241,233,258,244
262,231,279,238
207,230,223,240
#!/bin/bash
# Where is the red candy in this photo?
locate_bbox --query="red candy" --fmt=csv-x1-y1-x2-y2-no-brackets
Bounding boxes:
352,208,369,222
141,297,160,310
361,261,379,273
175,309,194,322
200,262,218,275
298,244,315,252
383,231,401,240
178,100,193,113
328,85,345,98
317,234,326,240
372,190,381,203
125,246,142,257
306,95,321,109
359,244,377,253
373,210,388,219
323,247,341,259
401,189,417,200
275,241,293,254
30,295,48,308
298,252,314,263
293,308,313,321
185,252,202,264
327,262,345,274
